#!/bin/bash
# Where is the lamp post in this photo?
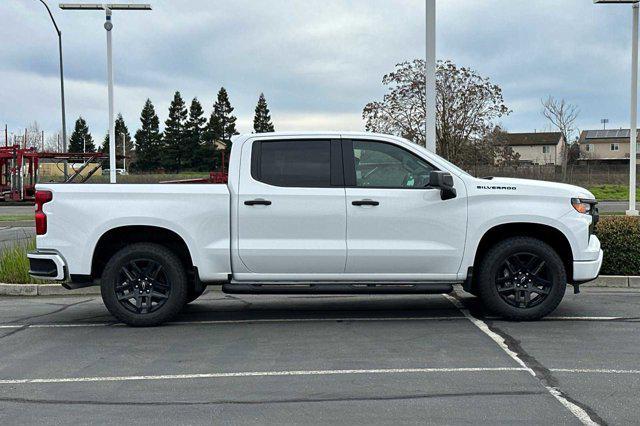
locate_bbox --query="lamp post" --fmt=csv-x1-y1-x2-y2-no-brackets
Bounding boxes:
121,132,126,173
595,0,639,216
425,0,436,153
59,3,151,183
37,0,68,179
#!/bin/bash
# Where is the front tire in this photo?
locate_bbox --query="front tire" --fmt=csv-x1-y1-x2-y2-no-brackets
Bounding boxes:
101,243,188,326
477,237,566,320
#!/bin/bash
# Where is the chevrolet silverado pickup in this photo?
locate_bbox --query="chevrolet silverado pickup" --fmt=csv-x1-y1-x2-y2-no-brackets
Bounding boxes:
28,132,603,326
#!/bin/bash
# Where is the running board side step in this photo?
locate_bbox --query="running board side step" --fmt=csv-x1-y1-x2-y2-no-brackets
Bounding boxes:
222,282,454,295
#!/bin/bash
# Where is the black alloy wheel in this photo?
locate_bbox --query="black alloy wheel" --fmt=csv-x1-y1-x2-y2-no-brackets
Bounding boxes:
116,259,170,314
495,252,552,309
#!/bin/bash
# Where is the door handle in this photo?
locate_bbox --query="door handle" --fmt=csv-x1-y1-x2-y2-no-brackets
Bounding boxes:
352,200,379,206
244,199,272,206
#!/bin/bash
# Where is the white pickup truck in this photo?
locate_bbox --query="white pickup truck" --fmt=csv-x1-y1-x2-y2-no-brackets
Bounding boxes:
28,132,602,326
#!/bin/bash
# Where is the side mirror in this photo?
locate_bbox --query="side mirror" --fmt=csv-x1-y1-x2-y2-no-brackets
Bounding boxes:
428,171,457,200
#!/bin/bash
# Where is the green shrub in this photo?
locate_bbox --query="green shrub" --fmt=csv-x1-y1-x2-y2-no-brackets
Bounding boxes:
596,216,640,276
0,238,43,284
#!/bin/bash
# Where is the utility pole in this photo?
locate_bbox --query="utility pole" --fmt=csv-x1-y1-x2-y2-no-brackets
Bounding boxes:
59,3,151,183
38,1,68,178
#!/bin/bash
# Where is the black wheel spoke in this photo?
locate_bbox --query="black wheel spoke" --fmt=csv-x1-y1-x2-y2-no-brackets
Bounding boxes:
496,275,510,284
527,258,546,275
117,293,133,301
151,290,168,300
143,262,163,280
121,266,137,281
532,275,551,287
115,281,133,292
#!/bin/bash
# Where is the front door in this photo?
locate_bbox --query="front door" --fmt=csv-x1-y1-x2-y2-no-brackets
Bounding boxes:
343,139,467,280
237,138,347,277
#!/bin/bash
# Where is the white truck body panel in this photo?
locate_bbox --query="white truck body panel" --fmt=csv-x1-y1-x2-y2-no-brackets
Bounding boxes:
35,184,231,281
32,131,602,285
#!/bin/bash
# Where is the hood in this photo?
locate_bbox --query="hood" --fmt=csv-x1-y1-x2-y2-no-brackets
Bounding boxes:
476,177,595,200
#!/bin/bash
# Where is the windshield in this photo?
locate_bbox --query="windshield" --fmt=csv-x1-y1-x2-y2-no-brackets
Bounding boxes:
409,142,473,178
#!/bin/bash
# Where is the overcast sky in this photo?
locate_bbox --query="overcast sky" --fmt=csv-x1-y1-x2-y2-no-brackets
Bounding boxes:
0,0,636,144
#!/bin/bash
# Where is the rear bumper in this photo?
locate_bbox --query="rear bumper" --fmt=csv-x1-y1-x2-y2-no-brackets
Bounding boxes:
27,250,67,281
573,249,604,283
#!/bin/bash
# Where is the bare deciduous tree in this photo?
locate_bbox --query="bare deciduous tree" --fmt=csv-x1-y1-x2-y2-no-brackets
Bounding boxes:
485,125,521,168
363,59,510,166
541,96,579,181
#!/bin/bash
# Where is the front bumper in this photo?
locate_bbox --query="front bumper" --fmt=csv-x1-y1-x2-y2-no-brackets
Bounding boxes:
27,250,67,281
573,239,603,283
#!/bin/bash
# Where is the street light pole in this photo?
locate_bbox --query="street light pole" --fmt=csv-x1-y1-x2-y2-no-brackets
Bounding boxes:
595,0,640,215
59,3,151,183
104,6,116,183
425,0,436,153
38,0,68,179
629,3,639,216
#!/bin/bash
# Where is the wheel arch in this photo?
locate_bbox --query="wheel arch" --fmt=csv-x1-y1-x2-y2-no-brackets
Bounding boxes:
469,222,573,291
91,225,196,282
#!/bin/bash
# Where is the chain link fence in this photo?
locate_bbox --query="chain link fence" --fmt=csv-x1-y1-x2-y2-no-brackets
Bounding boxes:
466,164,638,186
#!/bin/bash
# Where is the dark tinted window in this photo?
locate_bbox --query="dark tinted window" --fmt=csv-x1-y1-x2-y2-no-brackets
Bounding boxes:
256,140,331,187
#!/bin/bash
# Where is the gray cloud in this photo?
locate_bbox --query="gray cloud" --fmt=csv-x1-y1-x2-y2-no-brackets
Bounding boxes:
0,0,636,144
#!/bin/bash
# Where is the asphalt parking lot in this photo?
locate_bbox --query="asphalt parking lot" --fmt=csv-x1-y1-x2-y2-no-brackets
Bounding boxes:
0,287,638,425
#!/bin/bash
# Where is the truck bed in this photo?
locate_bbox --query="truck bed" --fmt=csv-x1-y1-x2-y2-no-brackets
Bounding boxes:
35,183,231,282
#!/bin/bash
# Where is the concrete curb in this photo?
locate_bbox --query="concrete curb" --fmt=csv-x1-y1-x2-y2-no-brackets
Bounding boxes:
0,283,100,296
0,275,639,296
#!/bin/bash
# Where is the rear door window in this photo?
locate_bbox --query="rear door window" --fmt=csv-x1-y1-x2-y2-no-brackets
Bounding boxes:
252,140,334,187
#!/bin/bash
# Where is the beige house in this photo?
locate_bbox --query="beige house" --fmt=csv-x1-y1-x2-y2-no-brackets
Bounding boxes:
578,129,640,161
500,132,564,165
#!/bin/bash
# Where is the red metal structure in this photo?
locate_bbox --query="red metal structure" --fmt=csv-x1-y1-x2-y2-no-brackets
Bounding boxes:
0,145,110,202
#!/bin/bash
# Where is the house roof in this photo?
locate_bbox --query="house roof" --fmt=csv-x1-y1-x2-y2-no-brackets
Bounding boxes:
503,132,562,146
578,129,640,144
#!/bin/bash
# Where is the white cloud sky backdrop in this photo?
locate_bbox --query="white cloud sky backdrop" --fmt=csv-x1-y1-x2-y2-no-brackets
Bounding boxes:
0,0,636,144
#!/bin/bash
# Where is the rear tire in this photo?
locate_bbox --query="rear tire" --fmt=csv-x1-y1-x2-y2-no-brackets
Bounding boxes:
101,243,188,327
477,237,566,320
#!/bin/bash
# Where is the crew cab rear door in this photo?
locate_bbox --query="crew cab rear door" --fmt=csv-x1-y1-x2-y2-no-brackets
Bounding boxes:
236,138,347,277
342,138,467,280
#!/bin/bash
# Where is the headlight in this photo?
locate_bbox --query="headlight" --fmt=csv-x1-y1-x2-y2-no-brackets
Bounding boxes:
571,198,596,214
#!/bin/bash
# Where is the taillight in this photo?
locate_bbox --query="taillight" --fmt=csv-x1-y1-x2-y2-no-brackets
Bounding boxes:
35,190,53,235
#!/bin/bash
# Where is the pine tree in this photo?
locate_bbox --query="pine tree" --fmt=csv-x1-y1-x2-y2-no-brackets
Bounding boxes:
162,91,188,172
68,116,95,153
207,87,239,150
185,98,206,170
253,93,275,133
102,113,132,169
133,99,162,172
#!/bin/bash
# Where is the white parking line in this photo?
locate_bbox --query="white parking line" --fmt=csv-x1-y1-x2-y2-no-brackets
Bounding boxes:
0,366,636,387
551,368,640,375
443,294,599,426
1,314,637,330
0,316,465,329
0,367,528,385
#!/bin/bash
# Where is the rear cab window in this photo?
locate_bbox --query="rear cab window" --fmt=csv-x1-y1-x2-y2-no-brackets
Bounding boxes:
251,139,343,187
